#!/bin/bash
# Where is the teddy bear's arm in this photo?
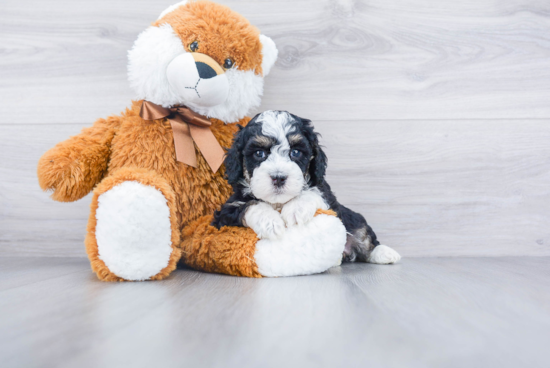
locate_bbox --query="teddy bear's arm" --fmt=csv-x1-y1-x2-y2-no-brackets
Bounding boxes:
37,115,122,202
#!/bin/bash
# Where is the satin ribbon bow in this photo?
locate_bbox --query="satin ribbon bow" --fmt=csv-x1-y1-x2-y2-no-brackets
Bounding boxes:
139,100,225,173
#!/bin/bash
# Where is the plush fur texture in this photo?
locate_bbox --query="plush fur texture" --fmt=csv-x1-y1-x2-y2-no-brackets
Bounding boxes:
96,181,173,281
42,100,246,281
128,24,190,110
180,208,342,278
85,168,182,282
37,115,120,202
39,1,359,280
254,209,346,277
40,101,242,227
192,68,264,123
128,0,277,122
38,1,281,281
180,214,262,278
213,111,401,265
259,35,278,76
165,52,229,107
155,1,265,73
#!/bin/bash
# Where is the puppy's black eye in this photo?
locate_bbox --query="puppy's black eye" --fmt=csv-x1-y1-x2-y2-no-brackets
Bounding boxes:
223,58,234,69
254,150,266,159
290,149,302,159
189,41,199,52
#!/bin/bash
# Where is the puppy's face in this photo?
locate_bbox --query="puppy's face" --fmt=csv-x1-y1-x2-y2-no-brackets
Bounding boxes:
225,111,327,204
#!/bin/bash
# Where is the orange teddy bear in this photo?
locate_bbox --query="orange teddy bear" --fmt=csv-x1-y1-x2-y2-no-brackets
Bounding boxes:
38,1,346,281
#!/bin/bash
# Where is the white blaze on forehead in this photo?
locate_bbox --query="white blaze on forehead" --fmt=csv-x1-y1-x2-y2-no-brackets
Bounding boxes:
250,110,304,204
258,111,295,153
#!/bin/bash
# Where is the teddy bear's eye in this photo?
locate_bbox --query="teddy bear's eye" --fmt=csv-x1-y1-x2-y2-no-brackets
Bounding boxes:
189,41,199,52
223,58,234,69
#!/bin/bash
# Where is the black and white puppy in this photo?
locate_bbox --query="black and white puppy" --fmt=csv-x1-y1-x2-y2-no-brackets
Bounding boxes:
213,111,400,264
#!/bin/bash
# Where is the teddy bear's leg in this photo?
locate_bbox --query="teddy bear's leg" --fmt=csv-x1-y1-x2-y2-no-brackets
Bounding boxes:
181,216,263,278
85,168,181,281
181,209,346,278
252,209,347,277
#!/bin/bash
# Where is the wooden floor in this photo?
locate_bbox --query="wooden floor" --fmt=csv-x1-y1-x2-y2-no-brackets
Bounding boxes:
1,2,549,365
2,257,549,368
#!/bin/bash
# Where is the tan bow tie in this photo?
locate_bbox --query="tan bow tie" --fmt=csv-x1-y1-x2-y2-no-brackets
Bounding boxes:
139,100,225,173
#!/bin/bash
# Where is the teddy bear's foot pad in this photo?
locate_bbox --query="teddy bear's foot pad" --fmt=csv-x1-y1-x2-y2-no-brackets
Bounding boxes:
95,181,173,281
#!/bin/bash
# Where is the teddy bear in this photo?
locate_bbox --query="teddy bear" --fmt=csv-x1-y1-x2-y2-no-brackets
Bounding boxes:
37,0,346,281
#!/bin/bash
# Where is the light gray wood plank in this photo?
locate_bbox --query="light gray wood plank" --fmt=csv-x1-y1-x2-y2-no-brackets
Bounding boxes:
0,124,91,257
1,0,550,124
317,119,550,257
0,257,90,291
1,120,549,257
1,257,550,368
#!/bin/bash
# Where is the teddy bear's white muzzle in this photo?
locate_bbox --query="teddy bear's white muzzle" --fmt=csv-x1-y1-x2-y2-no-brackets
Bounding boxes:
166,53,229,108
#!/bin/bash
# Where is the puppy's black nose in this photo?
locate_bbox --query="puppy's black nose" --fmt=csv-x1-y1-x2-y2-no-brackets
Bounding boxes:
196,61,217,79
271,175,287,188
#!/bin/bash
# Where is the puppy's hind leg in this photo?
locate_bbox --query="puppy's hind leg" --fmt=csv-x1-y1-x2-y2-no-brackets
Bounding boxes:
368,244,401,264
337,205,401,264
344,226,401,265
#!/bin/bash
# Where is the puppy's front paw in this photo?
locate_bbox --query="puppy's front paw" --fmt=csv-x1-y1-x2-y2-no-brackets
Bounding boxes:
281,198,317,227
255,213,285,240
244,202,285,240
281,189,328,227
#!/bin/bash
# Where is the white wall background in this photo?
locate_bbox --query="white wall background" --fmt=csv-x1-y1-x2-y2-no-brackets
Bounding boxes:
1,0,549,257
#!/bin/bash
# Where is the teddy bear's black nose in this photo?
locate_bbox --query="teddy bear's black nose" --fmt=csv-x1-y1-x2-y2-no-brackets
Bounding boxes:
196,62,217,79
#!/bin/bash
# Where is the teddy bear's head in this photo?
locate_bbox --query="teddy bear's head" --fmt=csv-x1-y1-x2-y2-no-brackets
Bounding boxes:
128,0,278,123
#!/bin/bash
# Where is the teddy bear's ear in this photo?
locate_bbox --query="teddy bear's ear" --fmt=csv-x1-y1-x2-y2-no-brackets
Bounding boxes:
259,35,278,77
158,1,188,20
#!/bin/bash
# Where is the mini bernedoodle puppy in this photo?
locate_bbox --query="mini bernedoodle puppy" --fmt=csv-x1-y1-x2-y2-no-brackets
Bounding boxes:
212,111,401,265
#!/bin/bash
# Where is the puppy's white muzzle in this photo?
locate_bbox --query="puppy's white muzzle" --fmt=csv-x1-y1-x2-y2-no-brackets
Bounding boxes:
250,152,305,205
166,52,229,107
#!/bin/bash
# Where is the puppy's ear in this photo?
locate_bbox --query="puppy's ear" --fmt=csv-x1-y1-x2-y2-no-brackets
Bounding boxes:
292,114,327,186
224,113,261,186
224,131,244,186
309,138,328,187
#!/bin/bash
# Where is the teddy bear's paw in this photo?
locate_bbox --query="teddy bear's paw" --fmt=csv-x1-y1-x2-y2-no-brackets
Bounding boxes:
95,181,174,280
38,150,93,202
244,202,285,240
254,213,347,277
368,245,401,264
281,189,329,227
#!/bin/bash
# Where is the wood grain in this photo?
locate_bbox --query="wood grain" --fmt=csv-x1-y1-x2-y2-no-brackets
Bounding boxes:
1,257,550,368
1,0,550,125
1,120,549,257
0,125,91,257
318,119,550,257
1,0,549,257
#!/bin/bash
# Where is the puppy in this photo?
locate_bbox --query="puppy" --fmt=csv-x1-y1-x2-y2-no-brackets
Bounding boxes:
212,111,401,264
